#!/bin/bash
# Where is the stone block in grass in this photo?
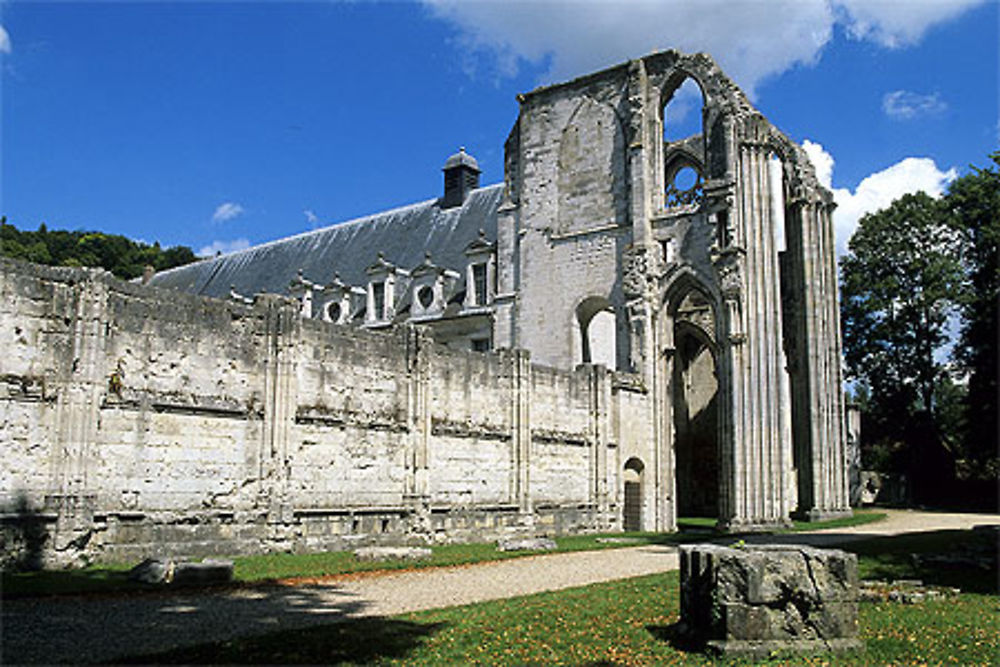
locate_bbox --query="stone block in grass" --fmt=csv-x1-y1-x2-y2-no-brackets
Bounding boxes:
353,546,433,562
496,537,557,552
678,543,863,659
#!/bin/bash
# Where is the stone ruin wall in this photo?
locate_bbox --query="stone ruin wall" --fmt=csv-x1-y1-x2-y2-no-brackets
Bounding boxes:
0,257,646,566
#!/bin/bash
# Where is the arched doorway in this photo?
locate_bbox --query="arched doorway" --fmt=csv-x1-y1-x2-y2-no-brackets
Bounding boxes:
623,457,644,532
670,289,720,519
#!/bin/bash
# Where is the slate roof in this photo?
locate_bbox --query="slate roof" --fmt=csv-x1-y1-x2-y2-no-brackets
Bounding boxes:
149,184,504,300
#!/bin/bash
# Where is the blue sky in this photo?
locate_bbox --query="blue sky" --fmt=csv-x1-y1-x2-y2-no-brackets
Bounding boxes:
1,1,996,257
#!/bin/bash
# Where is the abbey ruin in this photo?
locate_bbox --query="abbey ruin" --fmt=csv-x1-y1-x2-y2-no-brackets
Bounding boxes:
1,51,851,566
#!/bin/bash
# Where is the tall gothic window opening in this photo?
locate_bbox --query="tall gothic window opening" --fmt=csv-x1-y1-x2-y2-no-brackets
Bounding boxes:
662,76,706,209
663,77,704,143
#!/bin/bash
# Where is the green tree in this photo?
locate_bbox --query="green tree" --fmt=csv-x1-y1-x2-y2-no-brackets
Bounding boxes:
842,192,963,416
945,153,1000,478
0,218,197,279
840,192,964,498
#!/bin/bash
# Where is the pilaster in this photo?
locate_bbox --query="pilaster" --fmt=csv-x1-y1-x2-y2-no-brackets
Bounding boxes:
493,200,519,350
506,348,532,515
256,294,300,524
49,271,110,554
402,325,433,503
587,364,612,527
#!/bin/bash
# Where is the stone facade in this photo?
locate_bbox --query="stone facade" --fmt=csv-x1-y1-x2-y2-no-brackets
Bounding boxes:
1,50,852,565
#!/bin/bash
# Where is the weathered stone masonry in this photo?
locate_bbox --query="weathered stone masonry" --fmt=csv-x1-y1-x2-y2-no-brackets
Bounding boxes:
0,258,643,565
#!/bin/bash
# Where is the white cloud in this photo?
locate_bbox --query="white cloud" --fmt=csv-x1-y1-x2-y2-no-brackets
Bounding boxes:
803,139,958,256
802,139,834,189
0,25,11,54
835,0,985,48
211,201,245,223
882,90,948,120
197,238,250,258
304,209,319,226
426,0,834,97
423,0,985,96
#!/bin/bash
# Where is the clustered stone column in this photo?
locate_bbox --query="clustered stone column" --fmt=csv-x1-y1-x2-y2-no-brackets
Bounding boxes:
715,116,796,530
783,183,851,520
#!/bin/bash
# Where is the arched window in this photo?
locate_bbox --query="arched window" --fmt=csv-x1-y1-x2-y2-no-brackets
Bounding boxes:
663,77,704,144
662,76,706,209
576,296,616,369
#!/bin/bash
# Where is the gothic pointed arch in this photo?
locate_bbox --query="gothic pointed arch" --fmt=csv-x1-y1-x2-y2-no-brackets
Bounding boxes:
659,268,722,520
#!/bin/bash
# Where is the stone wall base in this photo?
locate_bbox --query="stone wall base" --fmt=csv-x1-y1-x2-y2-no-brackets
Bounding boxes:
4,503,611,568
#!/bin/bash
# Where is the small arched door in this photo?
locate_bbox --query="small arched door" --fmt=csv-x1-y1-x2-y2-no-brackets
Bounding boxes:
623,458,644,531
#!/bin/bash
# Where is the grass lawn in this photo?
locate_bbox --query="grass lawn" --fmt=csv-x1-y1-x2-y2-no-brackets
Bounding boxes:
1,509,887,598
115,526,998,665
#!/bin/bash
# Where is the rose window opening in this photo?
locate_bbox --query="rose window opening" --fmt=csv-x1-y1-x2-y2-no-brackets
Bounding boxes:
666,164,704,208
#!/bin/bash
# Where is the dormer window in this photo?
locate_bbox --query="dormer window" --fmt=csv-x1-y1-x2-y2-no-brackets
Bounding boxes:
417,285,434,309
318,272,365,325
365,253,407,326
326,302,342,323
288,269,318,318
471,262,488,306
409,252,459,320
463,230,496,310
372,281,386,320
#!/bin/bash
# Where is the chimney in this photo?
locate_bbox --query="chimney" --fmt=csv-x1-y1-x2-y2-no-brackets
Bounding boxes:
442,147,481,209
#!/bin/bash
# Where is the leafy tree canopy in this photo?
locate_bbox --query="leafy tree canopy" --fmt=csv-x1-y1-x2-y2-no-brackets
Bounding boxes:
841,191,962,417
0,218,197,280
841,153,999,495
945,152,999,476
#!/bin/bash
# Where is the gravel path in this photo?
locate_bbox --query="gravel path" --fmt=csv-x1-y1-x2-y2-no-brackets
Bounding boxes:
2,509,996,664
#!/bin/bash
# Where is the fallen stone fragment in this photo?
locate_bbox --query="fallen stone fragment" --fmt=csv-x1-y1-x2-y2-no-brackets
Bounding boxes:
170,559,234,586
859,579,960,604
128,558,174,584
596,537,643,544
127,557,233,586
496,537,557,552
353,546,433,562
